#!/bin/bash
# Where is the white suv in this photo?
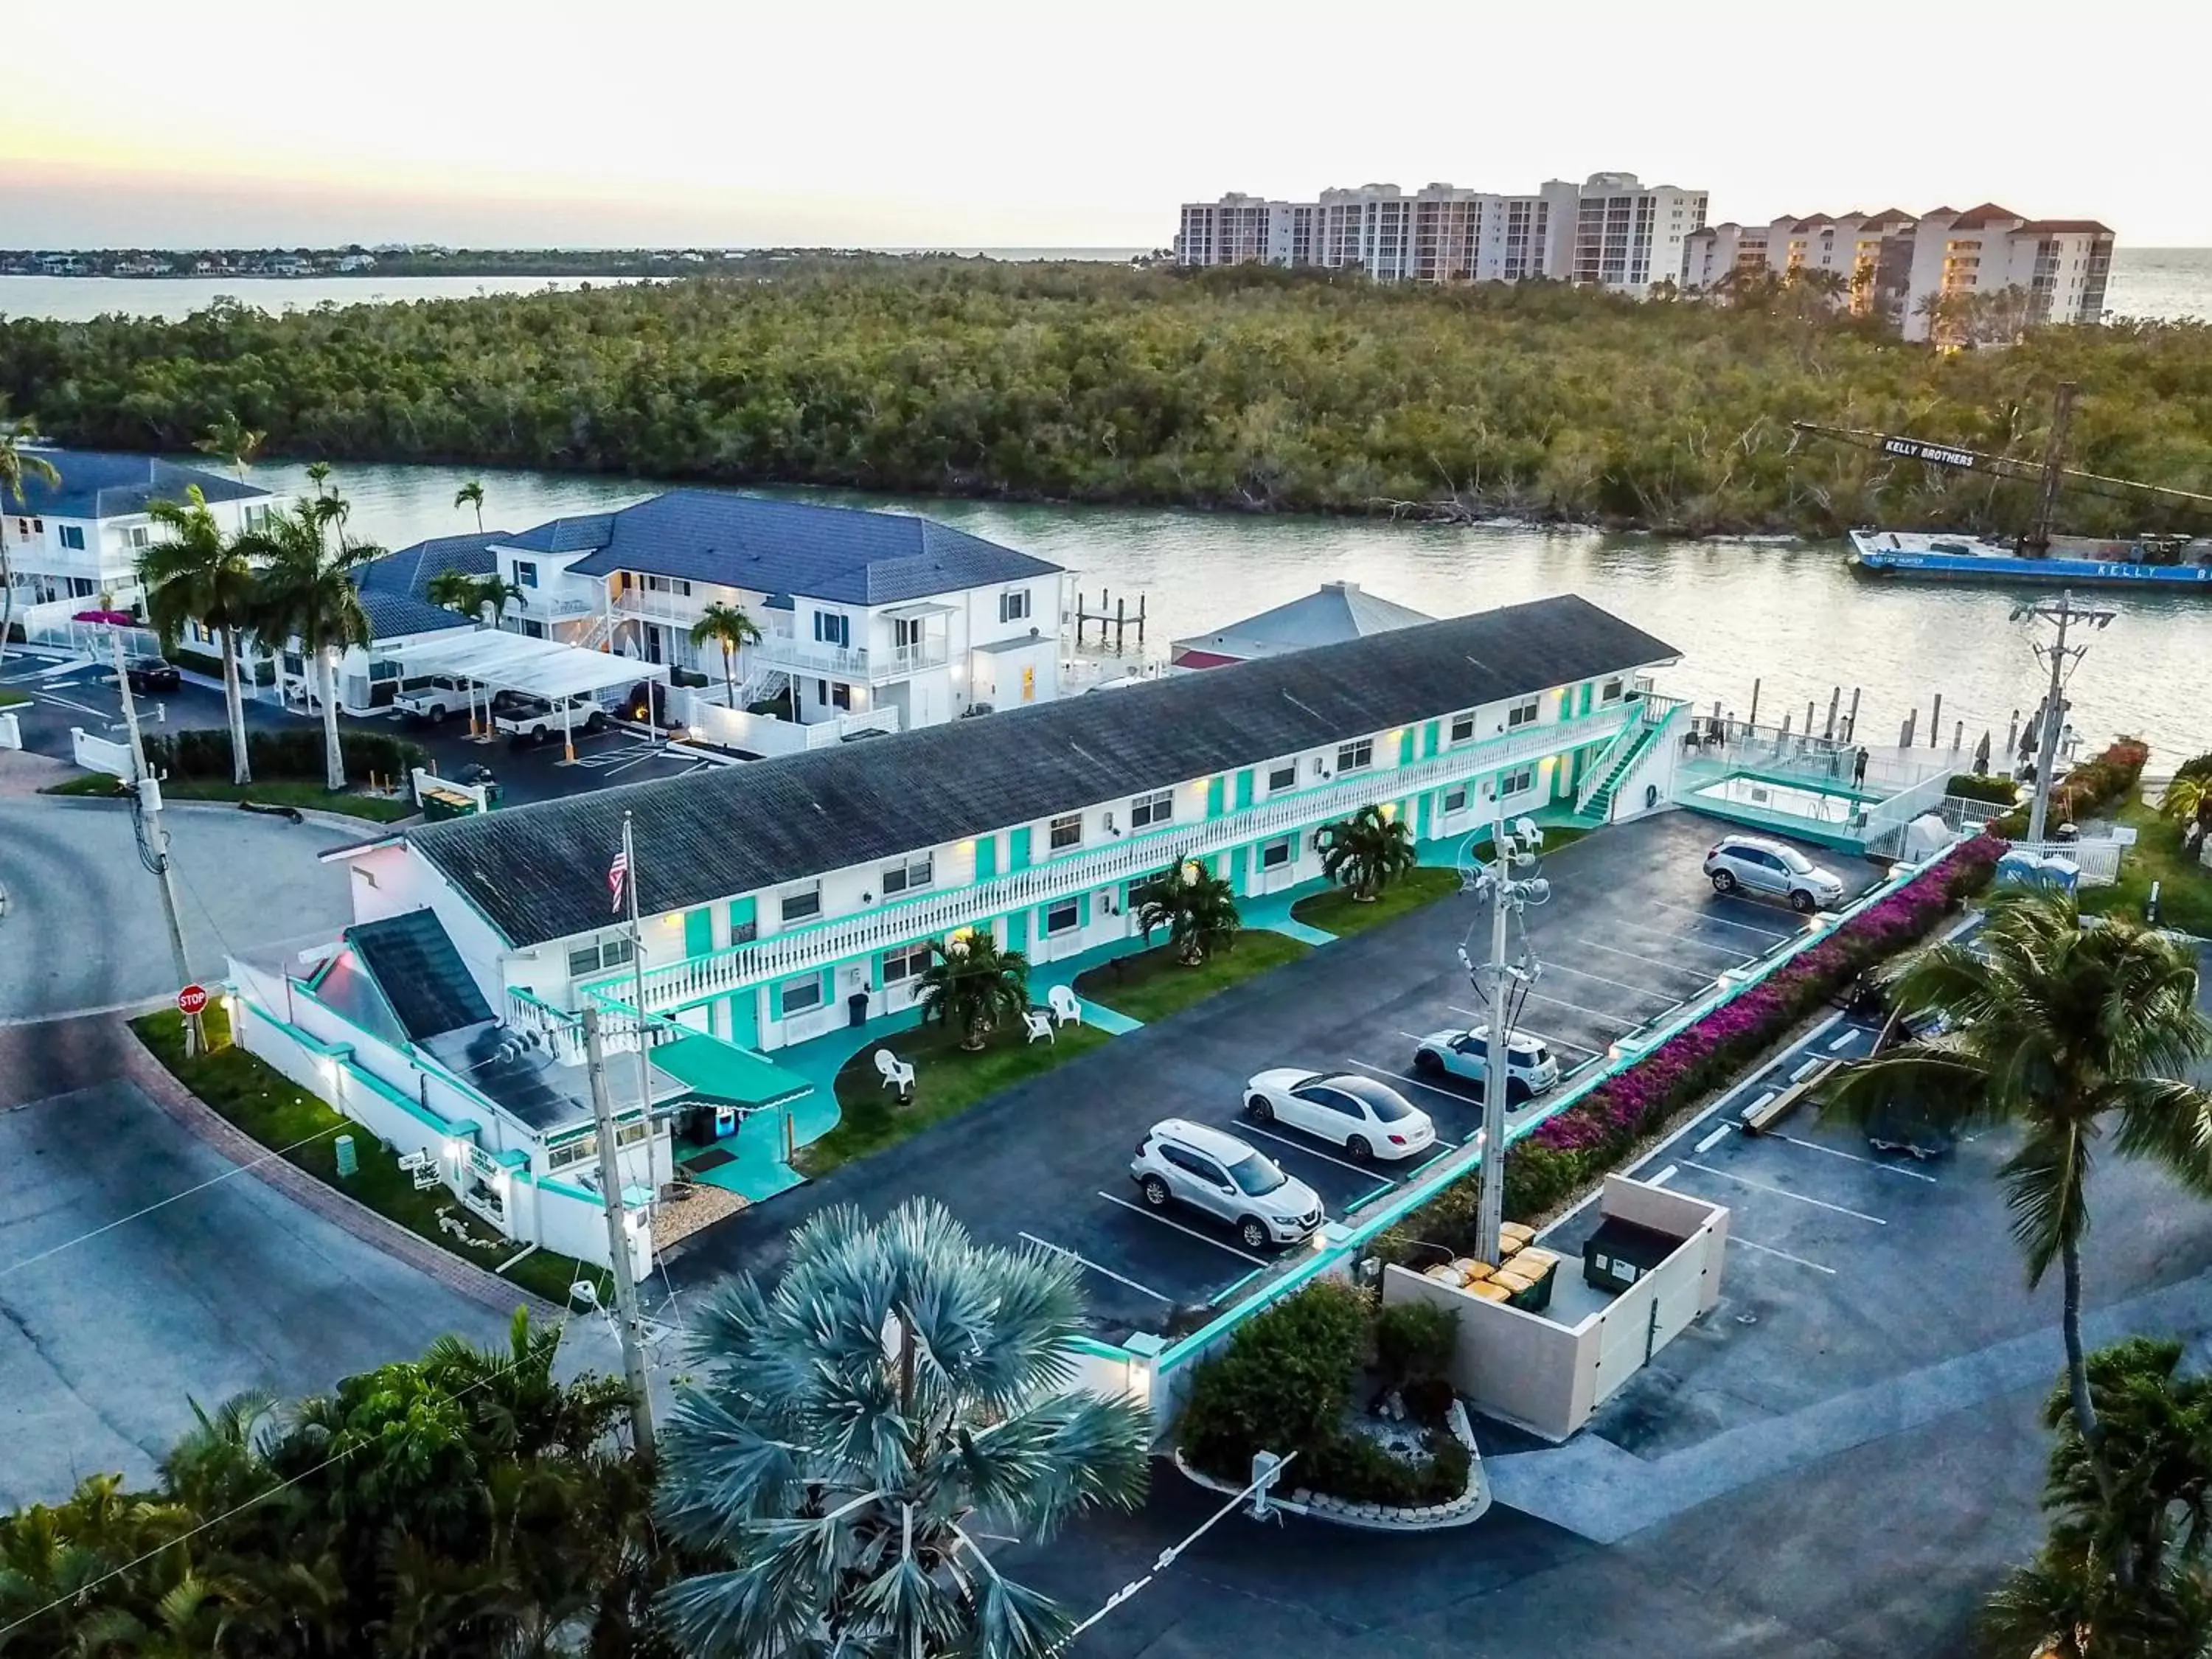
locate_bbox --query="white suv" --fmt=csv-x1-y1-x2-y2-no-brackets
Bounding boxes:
1703,834,1846,914
1411,1026,1559,1102
1130,1119,1324,1251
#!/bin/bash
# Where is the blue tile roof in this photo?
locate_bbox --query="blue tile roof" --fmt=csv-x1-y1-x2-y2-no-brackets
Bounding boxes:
358,588,474,641
356,532,504,602
5,450,270,520
499,514,617,555
550,491,1060,604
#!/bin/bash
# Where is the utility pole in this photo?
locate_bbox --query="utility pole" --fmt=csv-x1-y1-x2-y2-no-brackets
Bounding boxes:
2024,381,2078,557
2016,589,2115,844
1462,818,1552,1267
105,621,201,1054
580,1003,658,1461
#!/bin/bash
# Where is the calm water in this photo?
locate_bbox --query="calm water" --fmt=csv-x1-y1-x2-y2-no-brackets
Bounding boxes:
6,246,2205,323
236,457,2212,768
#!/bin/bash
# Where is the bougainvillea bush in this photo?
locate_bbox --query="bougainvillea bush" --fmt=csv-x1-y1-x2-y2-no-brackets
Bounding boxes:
1376,834,2002,1256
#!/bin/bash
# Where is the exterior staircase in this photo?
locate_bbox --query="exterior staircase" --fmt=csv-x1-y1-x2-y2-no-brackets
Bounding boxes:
1573,699,1677,825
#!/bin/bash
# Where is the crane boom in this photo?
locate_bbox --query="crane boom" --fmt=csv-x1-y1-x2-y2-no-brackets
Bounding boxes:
1789,418,2212,511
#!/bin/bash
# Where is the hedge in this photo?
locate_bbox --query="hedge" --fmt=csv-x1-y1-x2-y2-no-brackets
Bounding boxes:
1947,773,2018,806
147,727,425,785
1989,736,2149,837
1376,833,2004,1251
1178,1281,1470,1508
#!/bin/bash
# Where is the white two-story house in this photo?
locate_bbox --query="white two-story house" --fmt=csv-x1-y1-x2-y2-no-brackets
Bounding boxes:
2,449,271,622
482,491,1071,739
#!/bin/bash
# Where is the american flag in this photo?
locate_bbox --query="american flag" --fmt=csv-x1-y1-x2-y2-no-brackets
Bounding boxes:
608,846,629,914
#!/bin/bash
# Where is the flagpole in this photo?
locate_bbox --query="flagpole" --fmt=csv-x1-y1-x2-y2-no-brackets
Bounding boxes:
623,812,655,1180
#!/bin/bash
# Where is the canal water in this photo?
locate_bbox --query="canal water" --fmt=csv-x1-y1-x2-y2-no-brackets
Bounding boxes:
243,456,2212,767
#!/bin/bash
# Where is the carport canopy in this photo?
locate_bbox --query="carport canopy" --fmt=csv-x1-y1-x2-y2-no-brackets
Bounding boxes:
381,630,667,701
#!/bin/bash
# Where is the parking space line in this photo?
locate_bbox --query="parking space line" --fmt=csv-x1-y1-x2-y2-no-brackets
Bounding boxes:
1826,1031,1856,1052
1544,1034,1607,1061
1767,1132,1939,1183
1018,1232,1175,1302
1790,1057,1825,1082
1679,1161,1888,1224
1241,1123,1402,1181
1644,897,1797,942
1729,1234,1837,1275
1541,959,1680,1003
1343,1057,1472,1109
38,692,109,717
1693,1124,1733,1155
1648,1164,1677,1187
1607,917,1756,961
1093,1192,1269,1264
1517,989,1638,1030
1566,936,1717,982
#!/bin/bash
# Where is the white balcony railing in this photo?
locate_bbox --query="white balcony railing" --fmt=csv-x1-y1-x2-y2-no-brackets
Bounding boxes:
582,700,1639,1016
751,633,949,684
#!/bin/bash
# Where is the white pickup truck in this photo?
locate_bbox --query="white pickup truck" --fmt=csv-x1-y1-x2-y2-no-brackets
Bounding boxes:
489,692,611,745
392,674,471,723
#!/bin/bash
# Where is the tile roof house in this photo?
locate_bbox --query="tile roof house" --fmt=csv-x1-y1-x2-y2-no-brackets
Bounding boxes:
1169,580,1434,669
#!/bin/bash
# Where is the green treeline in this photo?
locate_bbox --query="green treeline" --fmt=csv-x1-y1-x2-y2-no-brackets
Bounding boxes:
5,262,2210,535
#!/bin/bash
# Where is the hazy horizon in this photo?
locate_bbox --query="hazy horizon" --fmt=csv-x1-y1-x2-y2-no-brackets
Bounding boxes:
6,1,2209,248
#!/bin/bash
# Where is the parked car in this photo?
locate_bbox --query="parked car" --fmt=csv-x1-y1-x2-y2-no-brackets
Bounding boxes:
124,656,181,695
492,692,609,745
1703,833,1846,914
1242,1069,1436,1161
394,673,470,723
1130,1119,1324,1250
1410,1026,1560,1102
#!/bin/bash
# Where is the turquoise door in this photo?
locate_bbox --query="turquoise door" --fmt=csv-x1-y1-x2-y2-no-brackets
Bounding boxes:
727,897,757,936
723,991,759,1049
1416,794,1432,841
1005,911,1030,952
1206,777,1225,818
1009,827,1032,870
1398,728,1416,765
975,835,998,882
684,908,713,959
1229,845,1250,894
1234,769,1254,812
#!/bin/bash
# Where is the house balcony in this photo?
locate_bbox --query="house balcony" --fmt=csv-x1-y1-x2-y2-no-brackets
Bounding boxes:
580,698,1642,1018
751,633,948,684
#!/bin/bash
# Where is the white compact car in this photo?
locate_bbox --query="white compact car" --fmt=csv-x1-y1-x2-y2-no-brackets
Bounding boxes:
1703,834,1846,914
1411,1027,1561,1103
1242,1070,1436,1161
1130,1119,1325,1249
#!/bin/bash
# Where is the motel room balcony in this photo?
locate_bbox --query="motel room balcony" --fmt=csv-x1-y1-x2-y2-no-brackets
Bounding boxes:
749,632,948,684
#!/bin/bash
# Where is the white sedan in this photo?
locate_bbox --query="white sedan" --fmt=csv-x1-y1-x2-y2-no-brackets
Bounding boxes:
1242,1069,1436,1161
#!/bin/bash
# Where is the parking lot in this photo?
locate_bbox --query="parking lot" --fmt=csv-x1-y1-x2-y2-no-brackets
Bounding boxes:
671,813,1888,1337
1,656,717,805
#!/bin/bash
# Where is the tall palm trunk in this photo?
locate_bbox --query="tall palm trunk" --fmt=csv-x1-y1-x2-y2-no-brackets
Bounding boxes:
0,520,14,672
220,625,252,785
318,650,346,790
2059,1231,2117,1526
721,642,736,708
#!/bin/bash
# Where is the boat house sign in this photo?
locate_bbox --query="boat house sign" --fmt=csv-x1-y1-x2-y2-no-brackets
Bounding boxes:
1882,437,1978,470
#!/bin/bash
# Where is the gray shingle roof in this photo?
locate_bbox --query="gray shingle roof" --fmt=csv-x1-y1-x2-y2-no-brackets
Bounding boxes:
406,594,1678,950
546,490,1060,604
6,450,270,519
1172,580,1433,664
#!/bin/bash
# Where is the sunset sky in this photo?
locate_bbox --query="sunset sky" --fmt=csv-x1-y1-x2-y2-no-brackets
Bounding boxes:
6,0,2205,248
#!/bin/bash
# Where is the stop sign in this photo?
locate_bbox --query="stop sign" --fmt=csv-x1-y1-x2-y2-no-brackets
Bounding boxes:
176,984,210,1018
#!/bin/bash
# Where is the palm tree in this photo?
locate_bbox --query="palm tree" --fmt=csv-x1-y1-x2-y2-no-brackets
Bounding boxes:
456,478,486,532
243,500,380,790
2161,767,2212,860
427,566,484,615
1133,857,1241,964
915,930,1030,1051
689,600,764,706
304,460,333,499
1316,802,1418,901
139,487,260,785
473,574,527,627
1826,891,2212,1492
655,1197,1150,1659
194,414,265,483
0,405,61,672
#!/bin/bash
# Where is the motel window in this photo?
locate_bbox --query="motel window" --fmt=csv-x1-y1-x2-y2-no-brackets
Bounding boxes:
1501,765,1536,796
1260,837,1293,871
518,619,546,639
883,942,933,983
780,975,824,1016
547,1137,594,1172
1450,712,1475,743
1048,813,1083,851
367,659,401,683
1045,898,1081,936
1267,762,1298,793
999,589,1033,624
881,854,933,896
514,560,539,588
1130,790,1173,829
125,526,150,549
1336,739,1374,773
779,883,823,922
644,574,692,596
1444,786,1470,813
813,612,850,648
1601,678,1625,703
1506,698,1540,729
566,934,633,977
567,945,599,978
59,525,86,551
831,681,852,711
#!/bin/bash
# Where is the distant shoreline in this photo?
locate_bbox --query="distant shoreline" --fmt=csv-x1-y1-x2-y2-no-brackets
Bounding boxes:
0,248,1152,283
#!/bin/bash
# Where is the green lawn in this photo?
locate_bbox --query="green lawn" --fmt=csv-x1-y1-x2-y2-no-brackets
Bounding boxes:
809,1018,1116,1175
2081,797,2212,936
0,688,27,709
133,1007,603,1308
46,771,418,822
1074,931,1313,1022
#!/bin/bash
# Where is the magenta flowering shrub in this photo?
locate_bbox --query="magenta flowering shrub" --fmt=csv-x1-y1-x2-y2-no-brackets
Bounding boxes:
1381,835,2003,1248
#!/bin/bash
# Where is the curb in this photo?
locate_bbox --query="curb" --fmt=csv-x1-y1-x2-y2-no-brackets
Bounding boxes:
29,788,417,834
120,1023,559,1319
1171,1400,1491,1532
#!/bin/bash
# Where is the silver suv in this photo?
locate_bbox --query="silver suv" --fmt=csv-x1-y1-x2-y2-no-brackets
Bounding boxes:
1703,834,1846,914
1130,1119,1324,1251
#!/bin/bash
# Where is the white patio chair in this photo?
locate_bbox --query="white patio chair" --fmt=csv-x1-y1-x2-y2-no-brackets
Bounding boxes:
1048,984,1083,1028
875,1048,916,1096
1022,1008,1055,1045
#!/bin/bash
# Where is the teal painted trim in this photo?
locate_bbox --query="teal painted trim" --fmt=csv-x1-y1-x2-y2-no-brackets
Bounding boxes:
1152,838,1967,1376
1068,1335,1140,1361
1397,728,1416,765
1078,892,1092,928
1423,718,1441,759
1009,827,1032,871
1234,768,1254,811
1006,909,1030,953
975,835,999,881
1206,776,1225,819
237,997,459,1140
289,979,502,1121
684,907,714,959
727,896,757,931
539,1177,600,1203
